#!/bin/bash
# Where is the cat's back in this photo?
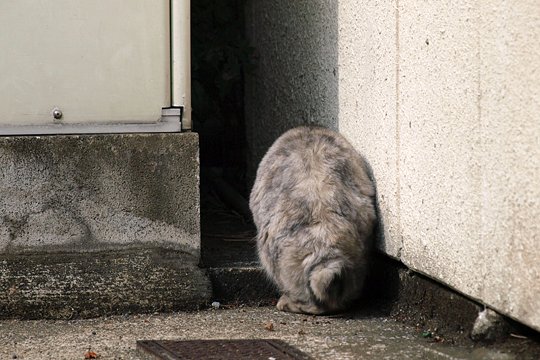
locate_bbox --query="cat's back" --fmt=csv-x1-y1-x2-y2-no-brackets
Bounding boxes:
250,127,374,229
252,126,373,197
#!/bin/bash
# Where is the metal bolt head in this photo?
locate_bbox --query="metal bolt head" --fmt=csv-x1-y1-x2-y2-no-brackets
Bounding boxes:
52,108,63,120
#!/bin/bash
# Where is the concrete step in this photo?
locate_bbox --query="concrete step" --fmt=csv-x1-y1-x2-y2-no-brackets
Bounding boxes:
207,266,278,306
0,248,211,319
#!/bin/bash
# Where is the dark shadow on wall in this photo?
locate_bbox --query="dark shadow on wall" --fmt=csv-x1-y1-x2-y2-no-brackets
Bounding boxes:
192,1,339,265
192,0,254,196
192,0,257,266
244,0,339,184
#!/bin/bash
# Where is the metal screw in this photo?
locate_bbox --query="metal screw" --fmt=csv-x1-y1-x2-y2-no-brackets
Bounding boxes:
52,108,63,120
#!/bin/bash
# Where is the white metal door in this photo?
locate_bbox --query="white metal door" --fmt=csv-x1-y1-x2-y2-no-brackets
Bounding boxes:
0,0,190,134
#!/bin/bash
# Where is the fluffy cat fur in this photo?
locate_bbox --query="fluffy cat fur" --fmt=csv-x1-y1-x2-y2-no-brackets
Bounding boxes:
249,126,376,315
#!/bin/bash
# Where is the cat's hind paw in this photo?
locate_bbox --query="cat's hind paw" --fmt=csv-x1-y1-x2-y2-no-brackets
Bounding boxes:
276,295,325,315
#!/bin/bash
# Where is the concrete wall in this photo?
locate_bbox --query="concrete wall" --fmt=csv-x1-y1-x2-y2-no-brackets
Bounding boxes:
244,0,339,180
246,1,540,331
339,0,540,331
0,133,211,318
0,134,199,255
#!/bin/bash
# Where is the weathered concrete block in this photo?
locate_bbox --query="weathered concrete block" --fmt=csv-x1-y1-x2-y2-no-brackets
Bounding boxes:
0,249,211,319
0,133,199,254
0,133,208,318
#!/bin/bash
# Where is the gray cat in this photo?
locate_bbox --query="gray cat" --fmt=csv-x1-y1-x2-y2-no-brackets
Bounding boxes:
249,126,377,315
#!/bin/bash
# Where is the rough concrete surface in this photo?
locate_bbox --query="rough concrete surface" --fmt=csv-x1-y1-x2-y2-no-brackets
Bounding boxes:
244,0,339,182
336,1,540,331
208,267,278,305
0,133,206,318
0,249,211,319
396,0,486,310
366,255,483,344
337,0,401,258
0,306,531,360
0,133,200,254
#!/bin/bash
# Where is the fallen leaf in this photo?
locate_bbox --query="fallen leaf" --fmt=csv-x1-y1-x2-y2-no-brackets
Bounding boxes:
84,350,99,359
264,322,274,331
433,335,443,343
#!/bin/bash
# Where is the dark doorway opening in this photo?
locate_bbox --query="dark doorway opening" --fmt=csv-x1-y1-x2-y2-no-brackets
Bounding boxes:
192,0,257,268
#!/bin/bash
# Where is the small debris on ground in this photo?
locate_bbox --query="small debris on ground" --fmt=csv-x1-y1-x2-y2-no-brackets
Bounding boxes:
211,301,221,309
84,349,99,359
471,308,510,342
264,322,274,331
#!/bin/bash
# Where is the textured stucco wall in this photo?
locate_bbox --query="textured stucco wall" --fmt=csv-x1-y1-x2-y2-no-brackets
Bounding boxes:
338,1,401,258
246,0,540,331
339,1,540,331
244,0,339,181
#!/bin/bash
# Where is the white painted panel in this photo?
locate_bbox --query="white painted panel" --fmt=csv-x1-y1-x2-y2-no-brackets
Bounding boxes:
0,0,170,127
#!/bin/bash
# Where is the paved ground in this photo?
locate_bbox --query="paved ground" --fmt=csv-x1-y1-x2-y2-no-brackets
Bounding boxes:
0,306,527,359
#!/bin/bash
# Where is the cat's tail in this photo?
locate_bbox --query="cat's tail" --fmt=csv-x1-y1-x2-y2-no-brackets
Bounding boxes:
308,261,347,311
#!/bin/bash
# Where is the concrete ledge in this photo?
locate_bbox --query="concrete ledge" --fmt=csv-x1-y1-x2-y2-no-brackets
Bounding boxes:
0,133,200,255
0,133,205,318
366,255,483,344
0,248,211,319
207,267,277,306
